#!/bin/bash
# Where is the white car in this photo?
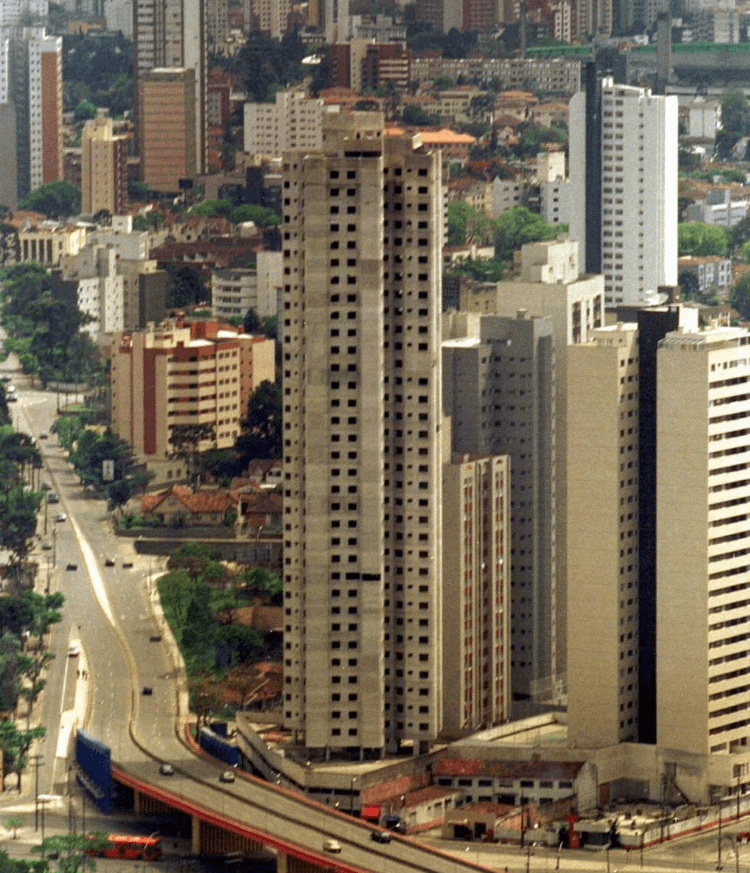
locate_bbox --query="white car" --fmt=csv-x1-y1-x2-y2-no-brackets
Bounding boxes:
323,839,342,854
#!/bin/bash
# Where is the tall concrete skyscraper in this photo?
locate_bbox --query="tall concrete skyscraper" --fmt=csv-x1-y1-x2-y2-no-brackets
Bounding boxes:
569,69,678,308
657,325,750,765
567,323,641,747
0,26,62,207
282,114,445,757
133,0,206,177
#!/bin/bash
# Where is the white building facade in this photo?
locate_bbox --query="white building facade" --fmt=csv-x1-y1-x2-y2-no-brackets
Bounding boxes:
569,76,678,308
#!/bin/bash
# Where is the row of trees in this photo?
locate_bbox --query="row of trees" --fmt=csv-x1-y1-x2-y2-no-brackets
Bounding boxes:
52,414,148,509
0,398,63,791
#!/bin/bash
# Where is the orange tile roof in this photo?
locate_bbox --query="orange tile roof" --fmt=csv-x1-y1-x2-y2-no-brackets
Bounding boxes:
141,484,238,515
418,128,476,145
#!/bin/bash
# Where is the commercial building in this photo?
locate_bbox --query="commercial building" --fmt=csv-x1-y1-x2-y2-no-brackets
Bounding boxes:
282,113,445,757
81,115,129,216
133,0,206,176
111,318,275,465
138,67,196,193
568,70,678,308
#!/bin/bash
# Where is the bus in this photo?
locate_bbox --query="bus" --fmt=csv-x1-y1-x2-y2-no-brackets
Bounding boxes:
87,835,163,860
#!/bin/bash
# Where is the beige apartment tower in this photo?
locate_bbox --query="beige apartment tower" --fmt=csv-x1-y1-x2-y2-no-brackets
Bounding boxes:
459,238,604,705
567,324,640,748
282,114,445,756
81,116,128,215
657,326,750,772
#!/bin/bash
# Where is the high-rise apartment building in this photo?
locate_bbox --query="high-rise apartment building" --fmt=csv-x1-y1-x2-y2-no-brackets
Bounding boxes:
81,116,129,215
133,0,206,176
569,70,678,308
138,67,196,193
443,454,511,734
282,113,445,756
567,323,641,748
657,325,750,765
0,27,62,207
458,239,604,705
443,311,555,709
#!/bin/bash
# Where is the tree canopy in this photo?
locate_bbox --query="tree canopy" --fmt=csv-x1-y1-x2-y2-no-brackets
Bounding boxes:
0,263,99,385
678,222,729,257
494,207,563,262
19,182,81,219
716,89,750,160
235,380,282,464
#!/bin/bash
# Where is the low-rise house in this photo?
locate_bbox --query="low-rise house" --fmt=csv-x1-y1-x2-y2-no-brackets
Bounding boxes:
127,484,239,527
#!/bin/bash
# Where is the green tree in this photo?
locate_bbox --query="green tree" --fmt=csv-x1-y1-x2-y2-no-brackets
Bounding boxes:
73,99,97,122
0,721,45,789
448,257,506,282
165,265,207,308
730,273,750,320
19,182,81,219
447,202,493,247
493,207,562,262
229,204,281,227
32,834,108,873
189,199,234,218
678,270,700,300
235,380,281,464
716,89,750,160
678,222,729,257
0,848,48,872
169,423,216,490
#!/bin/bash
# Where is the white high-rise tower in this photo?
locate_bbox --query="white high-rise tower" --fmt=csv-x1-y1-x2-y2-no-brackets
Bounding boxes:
569,71,678,308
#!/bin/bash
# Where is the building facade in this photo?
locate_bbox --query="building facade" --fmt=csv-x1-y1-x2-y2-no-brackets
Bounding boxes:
282,113,445,757
138,67,197,193
443,311,556,710
443,454,511,735
0,27,62,207
244,90,325,160
133,0,206,175
111,318,275,462
81,115,129,215
569,71,678,308
657,325,750,767
567,324,641,747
